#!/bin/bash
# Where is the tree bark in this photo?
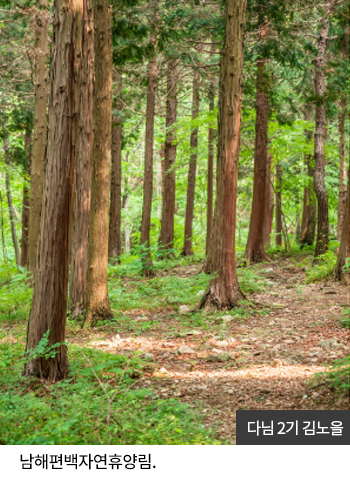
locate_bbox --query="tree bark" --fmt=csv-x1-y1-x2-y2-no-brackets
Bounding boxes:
69,0,94,318
25,0,83,381
200,0,247,309
159,59,177,253
263,152,274,248
140,46,157,275
20,128,32,267
337,94,347,241
182,69,200,256
275,163,282,246
86,0,113,323
334,162,349,281
28,0,49,274
108,70,123,261
206,71,215,255
1,117,20,266
300,106,316,246
244,55,270,262
313,14,330,258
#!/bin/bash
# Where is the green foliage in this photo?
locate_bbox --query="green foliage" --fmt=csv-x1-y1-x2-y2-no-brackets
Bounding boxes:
340,308,350,329
305,251,337,283
24,330,67,361
0,267,32,322
108,256,265,312
0,341,219,445
312,356,350,397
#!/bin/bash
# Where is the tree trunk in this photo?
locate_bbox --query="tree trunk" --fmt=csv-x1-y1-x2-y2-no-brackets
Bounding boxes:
1,118,20,266
334,162,349,281
263,152,274,248
206,71,215,255
28,0,49,274
275,163,282,246
159,59,177,253
313,15,330,258
86,0,113,323
69,0,94,318
182,69,200,256
123,177,131,253
300,107,316,246
200,0,247,309
20,128,32,267
25,0,83,381
140,47,157,275
337,94,347,241
244,56,270,262
108,70,123,261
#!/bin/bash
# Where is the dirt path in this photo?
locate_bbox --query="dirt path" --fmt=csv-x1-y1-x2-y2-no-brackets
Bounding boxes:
71,259,350,444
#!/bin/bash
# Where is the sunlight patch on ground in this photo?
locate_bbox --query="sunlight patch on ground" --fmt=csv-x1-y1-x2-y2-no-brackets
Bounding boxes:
153,365,326,381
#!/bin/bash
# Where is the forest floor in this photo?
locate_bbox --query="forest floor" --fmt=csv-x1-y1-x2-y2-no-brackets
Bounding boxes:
67,255,350,444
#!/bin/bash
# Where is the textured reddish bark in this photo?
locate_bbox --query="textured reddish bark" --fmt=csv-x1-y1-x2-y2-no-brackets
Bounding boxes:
25,0,83,380
140,51,157,274
337,95,347,242
200,0,247,309
334,161,350,281
244,56,270,262
20,129,32,268
109,71,123,262
313,11,331,258
159,59,177,253
86,0,113,322
28,0,49,274
263,152,274,248
275,163,282,247
69,0,94,318
206,73,215,255
182,69,200,256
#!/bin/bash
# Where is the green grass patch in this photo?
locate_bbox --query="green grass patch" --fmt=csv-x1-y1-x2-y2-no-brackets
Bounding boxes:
0,340,219,445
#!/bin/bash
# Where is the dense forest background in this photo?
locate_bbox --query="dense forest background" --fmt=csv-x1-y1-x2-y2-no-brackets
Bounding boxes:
0,0,349,445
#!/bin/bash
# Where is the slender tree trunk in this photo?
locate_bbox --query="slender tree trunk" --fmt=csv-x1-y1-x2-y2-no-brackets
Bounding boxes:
244,56,270,262
109,70,123,261
1,118,20,266
200,0,247,309
300,107,316,246
182,69,200,256
159,59,177,252
140,47,157,275
28,0,49,274
156,152,162,220
123,177,131,253
69,0,94,318
337,95,347,241
20,129,32,267
275,163,282,246
25,0,83,381
334,162,349,281
263,152,274,248
86,0,113,323
206,71,215,255
313,14,330,258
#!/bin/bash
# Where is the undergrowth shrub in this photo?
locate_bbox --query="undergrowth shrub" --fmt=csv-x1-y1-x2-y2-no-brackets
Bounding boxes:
305,250,337,283
312,356,350,397
0,341,219,445
0,268,32,322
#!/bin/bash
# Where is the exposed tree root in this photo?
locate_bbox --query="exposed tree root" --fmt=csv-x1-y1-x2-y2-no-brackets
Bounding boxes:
244,248,272,263
199,283,246,310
